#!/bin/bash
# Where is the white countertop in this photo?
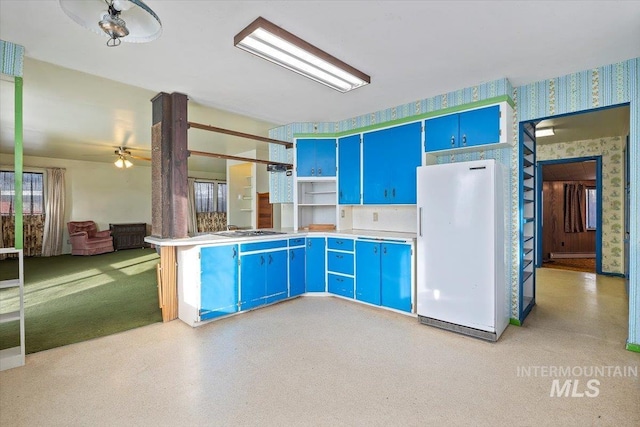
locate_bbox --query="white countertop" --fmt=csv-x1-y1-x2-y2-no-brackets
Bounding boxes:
145,228,416,247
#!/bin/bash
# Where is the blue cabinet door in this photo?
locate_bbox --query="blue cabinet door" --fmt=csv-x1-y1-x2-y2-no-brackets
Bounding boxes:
305,237,326,292
296,139,317,177
389,122,422,204
200,245,239,321
338,134,361,204
458,105,500,148
289,247,306,297
240,253,267,310
355,241,381,305
425,113,459,152
381,244,412,312
314,139,337,177
362,128,389,204
265,250,288,304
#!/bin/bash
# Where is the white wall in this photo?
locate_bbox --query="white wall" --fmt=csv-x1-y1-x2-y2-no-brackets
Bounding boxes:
7,155,223,254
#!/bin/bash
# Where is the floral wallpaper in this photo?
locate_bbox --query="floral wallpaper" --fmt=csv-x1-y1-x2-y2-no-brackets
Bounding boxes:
537,136,626,274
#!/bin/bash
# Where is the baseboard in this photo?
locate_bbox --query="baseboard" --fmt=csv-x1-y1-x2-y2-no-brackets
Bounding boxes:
626,342,640,353
550,252,596,259
509,318,522,326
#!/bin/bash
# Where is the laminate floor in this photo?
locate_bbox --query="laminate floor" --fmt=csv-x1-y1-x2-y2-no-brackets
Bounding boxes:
1,269,638,426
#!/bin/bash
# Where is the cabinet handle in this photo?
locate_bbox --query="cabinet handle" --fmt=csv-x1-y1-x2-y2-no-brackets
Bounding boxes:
337,241,343,245
308,241,312,247
337,255,343,259
232,247,237,258
337,278,343,282
290,251,295,260
261,256,265,265
383,246,387,254
462,134,467,146
384,189,388,198
318,168,322,175
419,207,423,237
373,246,378,254
339,191,343,198
451,136,455,147
311,168,315,176
392,188,395,197
268,254,273,265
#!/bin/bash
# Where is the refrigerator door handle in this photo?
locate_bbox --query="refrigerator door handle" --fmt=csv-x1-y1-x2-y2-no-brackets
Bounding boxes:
419,207,423,237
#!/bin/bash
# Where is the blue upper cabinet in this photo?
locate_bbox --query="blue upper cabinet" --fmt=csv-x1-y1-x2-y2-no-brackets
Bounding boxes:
338,134,361,204
296,138,337,177
425,104,501,152
363,122,422,204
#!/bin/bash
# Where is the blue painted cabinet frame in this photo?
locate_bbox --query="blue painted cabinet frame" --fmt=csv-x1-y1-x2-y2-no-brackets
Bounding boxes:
200,244,239,321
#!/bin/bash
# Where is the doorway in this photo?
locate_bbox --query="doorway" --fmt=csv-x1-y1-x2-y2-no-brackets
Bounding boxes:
519,104,630,323
537,157,601,274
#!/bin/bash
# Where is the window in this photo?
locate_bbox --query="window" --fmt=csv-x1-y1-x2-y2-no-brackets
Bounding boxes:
585,187,597,230
0,171,44,215
194,181,227,213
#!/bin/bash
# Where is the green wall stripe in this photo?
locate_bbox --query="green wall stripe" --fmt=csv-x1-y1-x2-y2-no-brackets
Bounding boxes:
626,342,640,353
293,95,514,138
14,77,23,249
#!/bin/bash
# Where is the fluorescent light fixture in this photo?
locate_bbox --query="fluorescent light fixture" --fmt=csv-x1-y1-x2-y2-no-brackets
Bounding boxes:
114,156,133,168
535,127,555,137
234,17,370,93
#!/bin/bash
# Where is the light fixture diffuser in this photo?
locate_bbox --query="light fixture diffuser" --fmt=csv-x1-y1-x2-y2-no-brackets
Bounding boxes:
234,17,370,93
535,127,555,137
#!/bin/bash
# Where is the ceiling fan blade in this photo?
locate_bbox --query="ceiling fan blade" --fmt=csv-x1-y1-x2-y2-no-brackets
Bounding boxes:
129,154,151,161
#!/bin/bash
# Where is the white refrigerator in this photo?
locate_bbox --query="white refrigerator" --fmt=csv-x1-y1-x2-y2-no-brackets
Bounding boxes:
416,159,509,341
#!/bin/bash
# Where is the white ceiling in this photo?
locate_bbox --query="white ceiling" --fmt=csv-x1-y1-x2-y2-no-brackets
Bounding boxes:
0,1,638,173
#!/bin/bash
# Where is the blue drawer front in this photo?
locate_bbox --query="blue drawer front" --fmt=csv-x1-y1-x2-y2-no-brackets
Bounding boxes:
327,251,354,275
328,274,354,298
289,238,305,247
240,239,287,253
327,237,354,251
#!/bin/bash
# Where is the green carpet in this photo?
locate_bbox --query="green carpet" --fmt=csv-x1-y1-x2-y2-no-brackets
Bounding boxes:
0,248,162,354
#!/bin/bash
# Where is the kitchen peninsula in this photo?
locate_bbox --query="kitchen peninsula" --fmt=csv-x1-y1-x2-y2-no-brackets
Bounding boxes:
145,229,416,327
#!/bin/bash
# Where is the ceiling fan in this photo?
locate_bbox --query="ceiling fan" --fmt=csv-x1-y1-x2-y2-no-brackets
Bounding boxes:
59,0,162,47
113,146,151,168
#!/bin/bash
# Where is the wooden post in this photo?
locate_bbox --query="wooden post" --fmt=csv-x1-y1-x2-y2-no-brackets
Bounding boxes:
150,92,188,321
150,92,189,239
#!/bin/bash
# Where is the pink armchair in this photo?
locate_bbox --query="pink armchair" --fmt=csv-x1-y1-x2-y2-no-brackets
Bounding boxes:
67,221,114,256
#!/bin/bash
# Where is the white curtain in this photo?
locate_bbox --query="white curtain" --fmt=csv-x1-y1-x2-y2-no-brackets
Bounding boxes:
41,168,65,256
187,178,197,235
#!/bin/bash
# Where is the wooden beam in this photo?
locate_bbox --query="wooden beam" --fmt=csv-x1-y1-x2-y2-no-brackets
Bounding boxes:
188,121,293,149
189,150,293,168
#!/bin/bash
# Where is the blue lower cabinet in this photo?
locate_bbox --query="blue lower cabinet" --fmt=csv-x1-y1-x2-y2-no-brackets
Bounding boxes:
328,274,354,298
240,252,267,311
355,241,411,312
381,243,412,312
355,241,381,305
289,247,305,297
200,245,239,321
265,250,288,304
306,237,326,292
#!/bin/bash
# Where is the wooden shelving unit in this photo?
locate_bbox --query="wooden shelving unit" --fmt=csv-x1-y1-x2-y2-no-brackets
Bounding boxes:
519,122,536,320
0,248,25,371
